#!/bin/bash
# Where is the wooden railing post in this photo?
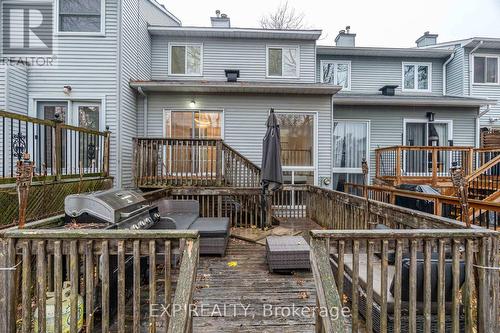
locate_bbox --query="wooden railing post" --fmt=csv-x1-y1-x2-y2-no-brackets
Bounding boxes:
103,129,111,177
53,119,63,181
216,140,223,186
467,148,474,175
431,148,438,186
395,147,402,185
375,150,380,178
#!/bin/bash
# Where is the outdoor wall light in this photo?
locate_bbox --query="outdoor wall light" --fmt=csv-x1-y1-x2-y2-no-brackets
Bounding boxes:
63,85,72,95
426,112,435,122
190,100,196,108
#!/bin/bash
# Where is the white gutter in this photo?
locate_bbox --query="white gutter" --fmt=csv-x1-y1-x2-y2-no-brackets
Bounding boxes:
137,87,148,136
468,41,483,96
442,51,455,95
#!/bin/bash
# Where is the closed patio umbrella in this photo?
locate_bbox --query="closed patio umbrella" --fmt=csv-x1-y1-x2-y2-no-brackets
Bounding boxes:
261,108,283,228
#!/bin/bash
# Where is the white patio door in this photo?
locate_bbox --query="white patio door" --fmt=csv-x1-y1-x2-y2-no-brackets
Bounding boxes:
403,120,452,176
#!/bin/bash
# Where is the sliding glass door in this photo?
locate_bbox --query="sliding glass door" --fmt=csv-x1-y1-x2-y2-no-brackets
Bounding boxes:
164,110,222,175
275,112,316,186
332,120,369,191
404,120,451,176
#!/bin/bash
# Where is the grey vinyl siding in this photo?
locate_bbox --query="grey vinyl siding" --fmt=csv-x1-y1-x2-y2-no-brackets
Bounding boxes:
5,64,28,115
118,0,180,186
463,48,500,127
0,65,5,110
316,55,445,95
151,37,316,83
143,93,332,184
445,46,465,96
333,105,477,181
28,0,119,180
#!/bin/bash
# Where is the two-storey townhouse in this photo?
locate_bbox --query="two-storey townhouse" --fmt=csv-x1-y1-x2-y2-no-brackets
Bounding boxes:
317,29,494,190
0,0,181,186
419,36,500,133
130,14,341,188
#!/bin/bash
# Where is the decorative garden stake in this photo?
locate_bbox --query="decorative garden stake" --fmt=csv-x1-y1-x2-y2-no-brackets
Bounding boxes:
16,152,34,228
450,163,471,228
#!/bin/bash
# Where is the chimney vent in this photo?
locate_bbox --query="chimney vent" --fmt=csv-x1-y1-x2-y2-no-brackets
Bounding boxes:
335,26,356,47
416,31,438,47
211,10,230,28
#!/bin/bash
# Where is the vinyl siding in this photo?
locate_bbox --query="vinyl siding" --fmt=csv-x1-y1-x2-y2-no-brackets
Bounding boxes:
333,105,478,181
151,37,316,83
0,65,5,110
28,0,119,180
316,55,445,96
143,93,332,184
118,0,180,186
445,46,464,96
464,48,500,127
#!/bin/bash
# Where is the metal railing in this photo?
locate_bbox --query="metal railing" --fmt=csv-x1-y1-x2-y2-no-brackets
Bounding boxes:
0,110,110,183
0,228,199,333
133,138,261,188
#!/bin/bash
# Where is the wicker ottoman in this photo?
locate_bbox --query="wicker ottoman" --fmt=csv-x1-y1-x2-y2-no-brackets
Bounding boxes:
266,236,311,273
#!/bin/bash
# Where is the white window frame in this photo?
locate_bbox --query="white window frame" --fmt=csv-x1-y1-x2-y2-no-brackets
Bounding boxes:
55,0,106,36
473,54,500,85
402,62,432,92
320,60,351,91
274,110,318,186
332,119,370,175
266,45,300,79
168,43,204,77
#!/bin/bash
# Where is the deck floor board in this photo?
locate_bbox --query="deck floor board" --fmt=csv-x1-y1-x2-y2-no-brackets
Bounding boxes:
192,218,320,332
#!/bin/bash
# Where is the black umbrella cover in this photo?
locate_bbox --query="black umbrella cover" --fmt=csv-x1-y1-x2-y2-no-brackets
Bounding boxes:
261,111,283,192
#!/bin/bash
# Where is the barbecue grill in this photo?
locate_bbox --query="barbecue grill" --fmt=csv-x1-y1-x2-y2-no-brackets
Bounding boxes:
64,189,161,229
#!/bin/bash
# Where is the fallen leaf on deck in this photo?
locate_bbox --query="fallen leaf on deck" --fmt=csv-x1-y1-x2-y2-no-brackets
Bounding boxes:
298,291,309,299
228,261,238,267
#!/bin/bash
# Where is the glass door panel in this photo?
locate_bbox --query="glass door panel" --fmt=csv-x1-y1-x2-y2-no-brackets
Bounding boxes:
74,102,101,172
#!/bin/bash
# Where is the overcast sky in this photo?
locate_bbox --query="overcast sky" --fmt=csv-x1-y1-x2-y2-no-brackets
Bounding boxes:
160,0,500,47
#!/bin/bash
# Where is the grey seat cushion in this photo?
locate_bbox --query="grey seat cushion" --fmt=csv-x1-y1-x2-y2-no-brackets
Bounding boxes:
189,217,230,237
166,213,198,230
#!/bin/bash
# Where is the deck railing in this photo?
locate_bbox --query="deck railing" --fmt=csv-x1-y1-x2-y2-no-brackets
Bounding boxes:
310,229,499,333
0,110,110,183
133,138,261,188
0,228,199,333
345,183,500,230
375,146,500,187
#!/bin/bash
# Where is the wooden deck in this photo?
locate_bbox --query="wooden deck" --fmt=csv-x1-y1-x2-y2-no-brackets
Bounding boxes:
192,218,320,332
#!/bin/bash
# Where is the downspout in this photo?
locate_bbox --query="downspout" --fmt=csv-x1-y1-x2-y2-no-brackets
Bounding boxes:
476,105,492,147
442,51,455,95
138,87,147,136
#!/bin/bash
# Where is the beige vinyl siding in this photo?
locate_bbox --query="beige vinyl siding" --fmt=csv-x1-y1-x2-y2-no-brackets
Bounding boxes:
143,93,332,184
333,105,478,181
317,55,445,95
151,37,316,83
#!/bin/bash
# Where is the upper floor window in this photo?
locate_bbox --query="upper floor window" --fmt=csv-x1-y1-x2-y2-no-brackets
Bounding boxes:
267,46,300,78
320,60,351,90
169,43,203,76
58,0,104,34
474,55,499,84
402,62,431,92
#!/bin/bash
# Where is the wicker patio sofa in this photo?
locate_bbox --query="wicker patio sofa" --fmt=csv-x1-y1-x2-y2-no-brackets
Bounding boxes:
152,199,230,256
330,252,466,332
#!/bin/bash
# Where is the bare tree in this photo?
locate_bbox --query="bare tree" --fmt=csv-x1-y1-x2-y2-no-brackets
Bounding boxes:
260,1,307,30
